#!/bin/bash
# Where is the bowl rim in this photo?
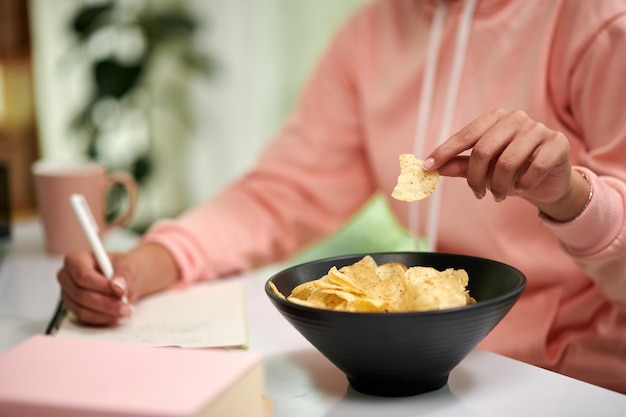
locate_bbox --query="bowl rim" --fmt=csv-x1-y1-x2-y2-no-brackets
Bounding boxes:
265,251,527,317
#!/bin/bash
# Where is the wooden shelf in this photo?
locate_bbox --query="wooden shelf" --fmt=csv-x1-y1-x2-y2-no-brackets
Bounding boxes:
0,0,39,217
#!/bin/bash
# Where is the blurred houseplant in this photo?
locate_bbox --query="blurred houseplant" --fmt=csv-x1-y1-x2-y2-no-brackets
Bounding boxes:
69,0,214,230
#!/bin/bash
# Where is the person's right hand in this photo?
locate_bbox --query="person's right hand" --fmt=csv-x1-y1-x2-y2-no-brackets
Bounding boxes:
56,243,179,326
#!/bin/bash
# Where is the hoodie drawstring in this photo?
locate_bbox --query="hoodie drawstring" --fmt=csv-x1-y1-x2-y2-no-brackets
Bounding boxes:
410,0,477,251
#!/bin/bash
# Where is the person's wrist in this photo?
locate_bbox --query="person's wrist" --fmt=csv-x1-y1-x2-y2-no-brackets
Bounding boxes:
537,170,593,223
129,243,180,298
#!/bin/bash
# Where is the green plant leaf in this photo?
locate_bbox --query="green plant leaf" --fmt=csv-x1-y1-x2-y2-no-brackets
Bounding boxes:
70,2,114,40
94,59,145,98
181,50,217,76
131,155,152,184
141,12,198,43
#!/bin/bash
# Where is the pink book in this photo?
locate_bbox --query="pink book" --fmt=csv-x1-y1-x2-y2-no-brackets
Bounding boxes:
0,335,268,417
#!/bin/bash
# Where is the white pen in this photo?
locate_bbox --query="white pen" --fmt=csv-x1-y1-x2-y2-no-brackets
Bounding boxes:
70,194,128,303
70,194,114,278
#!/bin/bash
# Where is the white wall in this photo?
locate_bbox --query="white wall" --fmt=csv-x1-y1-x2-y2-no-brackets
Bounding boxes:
29,0,90,160
182,0,369,205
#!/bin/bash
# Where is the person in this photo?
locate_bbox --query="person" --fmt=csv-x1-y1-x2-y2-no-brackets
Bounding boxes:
57,0,626,393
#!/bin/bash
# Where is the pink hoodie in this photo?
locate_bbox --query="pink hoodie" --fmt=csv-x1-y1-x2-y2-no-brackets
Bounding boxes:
143,0,626,393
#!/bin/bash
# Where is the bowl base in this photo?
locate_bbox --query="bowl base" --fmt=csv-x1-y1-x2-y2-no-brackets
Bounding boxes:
348,375,449,397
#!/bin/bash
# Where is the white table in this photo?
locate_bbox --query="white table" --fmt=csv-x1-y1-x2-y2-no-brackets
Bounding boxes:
1,219,625,416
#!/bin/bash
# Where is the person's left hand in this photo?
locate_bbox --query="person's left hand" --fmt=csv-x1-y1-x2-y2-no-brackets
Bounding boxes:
423,108,590,221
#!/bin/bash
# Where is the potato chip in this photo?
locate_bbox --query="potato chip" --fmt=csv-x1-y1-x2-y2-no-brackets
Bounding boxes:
268,281,286,300
283,256,473,313
402,267,471,311
391,154,439,202
324,267,368,296
372,262,409,309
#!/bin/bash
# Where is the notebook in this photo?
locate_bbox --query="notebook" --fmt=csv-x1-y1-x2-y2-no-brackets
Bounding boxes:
0,335,269,417
47,279,248,349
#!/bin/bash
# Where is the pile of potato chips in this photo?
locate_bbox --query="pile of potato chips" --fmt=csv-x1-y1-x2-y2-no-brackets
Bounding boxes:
271,256,475,313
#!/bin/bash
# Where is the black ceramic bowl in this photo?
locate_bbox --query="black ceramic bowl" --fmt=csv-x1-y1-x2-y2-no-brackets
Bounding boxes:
265,252,526,397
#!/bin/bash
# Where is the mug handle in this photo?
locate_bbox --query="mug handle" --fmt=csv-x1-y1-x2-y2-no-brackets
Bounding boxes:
103,171,139,232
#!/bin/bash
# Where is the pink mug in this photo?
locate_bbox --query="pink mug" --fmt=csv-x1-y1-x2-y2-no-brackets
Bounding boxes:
32,160,139,255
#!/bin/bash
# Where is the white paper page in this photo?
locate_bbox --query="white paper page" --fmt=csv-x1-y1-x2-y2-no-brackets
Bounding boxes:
55,280,248,348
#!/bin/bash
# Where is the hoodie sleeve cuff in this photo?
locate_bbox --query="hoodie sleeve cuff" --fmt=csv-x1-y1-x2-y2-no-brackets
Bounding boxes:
139,221,219,286
540,167,624,256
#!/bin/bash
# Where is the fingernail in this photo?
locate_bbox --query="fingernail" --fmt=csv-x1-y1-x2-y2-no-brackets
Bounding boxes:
493,195,504,203
422,157,435,170
111,277,127,293
120,304,135,317
474,191,484,200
